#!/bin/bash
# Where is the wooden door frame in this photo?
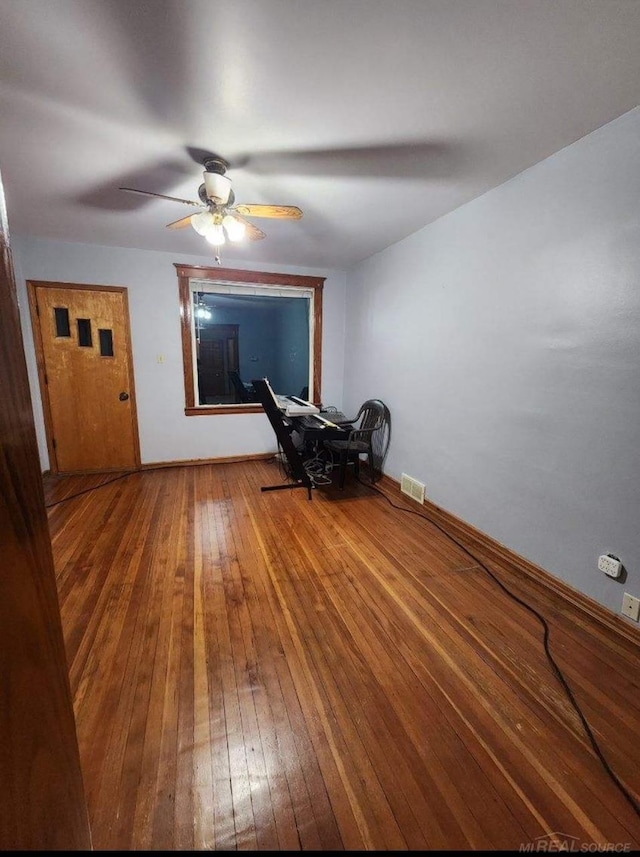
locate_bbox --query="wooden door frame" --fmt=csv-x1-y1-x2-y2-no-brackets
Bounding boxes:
27,280,141,474
1,173,92,848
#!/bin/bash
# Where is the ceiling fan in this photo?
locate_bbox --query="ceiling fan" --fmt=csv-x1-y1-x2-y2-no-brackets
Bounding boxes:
119,155,303,250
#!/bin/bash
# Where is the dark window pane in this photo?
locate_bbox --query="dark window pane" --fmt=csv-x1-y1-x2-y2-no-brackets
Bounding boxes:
54,307,71,337
193,292,311,406
77,318,92,347
99,328,114,357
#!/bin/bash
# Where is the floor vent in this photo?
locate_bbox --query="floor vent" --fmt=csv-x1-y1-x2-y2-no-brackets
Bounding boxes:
400,473,425,504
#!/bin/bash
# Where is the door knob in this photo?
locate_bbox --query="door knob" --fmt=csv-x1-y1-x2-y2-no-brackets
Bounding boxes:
119,391,130,401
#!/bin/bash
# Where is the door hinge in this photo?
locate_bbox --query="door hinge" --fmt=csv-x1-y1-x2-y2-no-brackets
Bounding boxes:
44,372,48,385
52,437,57,449
35,302,40,317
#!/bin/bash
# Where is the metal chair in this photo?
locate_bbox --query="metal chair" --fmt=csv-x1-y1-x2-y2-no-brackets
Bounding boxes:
324,399,390,488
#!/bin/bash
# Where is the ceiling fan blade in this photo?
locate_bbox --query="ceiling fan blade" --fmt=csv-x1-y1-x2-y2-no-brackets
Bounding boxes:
119,187,203,207
166,214,197,229
235,141,460,180
230,213,266,241
234,204,303,220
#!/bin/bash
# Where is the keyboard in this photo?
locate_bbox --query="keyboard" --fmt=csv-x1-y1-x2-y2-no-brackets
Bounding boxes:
276,395,320,416
297,414,336,429
292,413,350,443
319,410,350,424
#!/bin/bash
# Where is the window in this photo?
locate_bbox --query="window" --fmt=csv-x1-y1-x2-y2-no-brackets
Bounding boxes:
176,265,325,415
98,328,114,357
54,307,71,337
76,318,93,347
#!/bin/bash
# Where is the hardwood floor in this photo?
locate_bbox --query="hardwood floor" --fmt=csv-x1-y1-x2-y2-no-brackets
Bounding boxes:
44,460,640,851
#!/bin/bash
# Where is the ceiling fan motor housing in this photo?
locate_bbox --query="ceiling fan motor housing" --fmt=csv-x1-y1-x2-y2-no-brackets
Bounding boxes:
202,156,231,204
203,171,231,204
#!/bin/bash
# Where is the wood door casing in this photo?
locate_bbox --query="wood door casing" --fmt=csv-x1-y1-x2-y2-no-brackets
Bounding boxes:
29,282,140,474
0,172,91,848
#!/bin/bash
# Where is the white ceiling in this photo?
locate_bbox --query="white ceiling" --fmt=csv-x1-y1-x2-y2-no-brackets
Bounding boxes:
1,0,640,270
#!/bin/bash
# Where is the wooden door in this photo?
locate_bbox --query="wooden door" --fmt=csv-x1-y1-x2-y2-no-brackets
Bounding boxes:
0,172,92,848
197,324,238,401
29,282,140,474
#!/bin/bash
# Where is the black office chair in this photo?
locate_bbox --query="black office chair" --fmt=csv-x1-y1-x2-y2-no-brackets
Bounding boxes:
324,399,390,488
228,370,256,403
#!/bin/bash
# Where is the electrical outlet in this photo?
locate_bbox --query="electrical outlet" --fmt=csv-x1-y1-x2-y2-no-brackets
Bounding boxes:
598,554,622,579
621,593,640,622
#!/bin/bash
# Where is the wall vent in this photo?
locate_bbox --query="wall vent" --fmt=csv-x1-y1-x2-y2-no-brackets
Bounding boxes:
400,473,425,504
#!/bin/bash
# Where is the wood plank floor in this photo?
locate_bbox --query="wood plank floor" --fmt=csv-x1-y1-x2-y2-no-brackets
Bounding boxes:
44,460,640,851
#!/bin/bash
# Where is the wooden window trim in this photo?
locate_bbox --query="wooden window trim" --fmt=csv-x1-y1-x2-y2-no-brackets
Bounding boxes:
176,264,325,416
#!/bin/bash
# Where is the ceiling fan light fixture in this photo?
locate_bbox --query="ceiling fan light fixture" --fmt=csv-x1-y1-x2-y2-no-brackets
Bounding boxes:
203,171,232,204
191,211,214,236
222,214,246,242
205,223,226,246
125,154,302,258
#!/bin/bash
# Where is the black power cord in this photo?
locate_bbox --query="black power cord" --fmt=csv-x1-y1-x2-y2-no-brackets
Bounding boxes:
44,457,283,509
357,475,640,819
45,469,145,508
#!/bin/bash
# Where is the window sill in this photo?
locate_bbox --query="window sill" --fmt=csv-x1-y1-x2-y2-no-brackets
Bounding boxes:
185,405,263,416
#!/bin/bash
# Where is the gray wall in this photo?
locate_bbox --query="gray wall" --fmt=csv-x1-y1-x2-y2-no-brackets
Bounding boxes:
343,107,640,617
